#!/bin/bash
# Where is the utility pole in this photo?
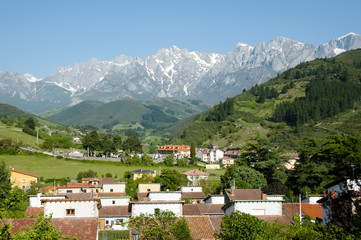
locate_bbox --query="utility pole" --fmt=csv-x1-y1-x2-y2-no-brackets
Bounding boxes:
36,127,39,145
299,194,302,223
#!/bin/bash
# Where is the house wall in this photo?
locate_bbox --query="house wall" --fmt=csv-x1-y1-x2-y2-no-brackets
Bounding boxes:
180,186,203,192
29,194,66,207
10,171,37,189
302,196,323,204
131,202,183,217
132,172,155,180
100,198,130,206
138,183,161,193
103,183,126,193
206,164,220,169
234,201,282,216
224,204,234,215
57,188,84,194
214,150,224,162
148,192,182,201
99,217,129,230
266,195,284,201
208,196,225,204
44,200,99,218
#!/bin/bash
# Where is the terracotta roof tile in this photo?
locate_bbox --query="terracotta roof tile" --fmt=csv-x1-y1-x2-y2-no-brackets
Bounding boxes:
11,168,39,178
182,192,206,199
225,189,263,201
100,178,118,184
282,203,323,220
184,216,215,240
99,206,131,217
66,193,93,199
97,192,127,198
183,169,209,176
3,218,98,240
197,204,224,215
208,215,223,234
25,207,44,218
183,204,201,215
137,192,148,201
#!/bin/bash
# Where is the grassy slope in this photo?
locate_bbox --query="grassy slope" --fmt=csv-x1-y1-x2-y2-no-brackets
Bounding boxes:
171,49,361,149
0,124,43,148
0,153,224,181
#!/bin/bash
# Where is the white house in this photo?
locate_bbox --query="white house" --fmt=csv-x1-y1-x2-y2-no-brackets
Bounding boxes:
183,169,209,186
147,191,182,201
100,196,131,206
196,149,224,163
302,194,326,204
203,194,225,204
42,198,101,218
318,176,361,225
130,201,184,217
222,189,283,216
29,193,66,208
102,182,126,193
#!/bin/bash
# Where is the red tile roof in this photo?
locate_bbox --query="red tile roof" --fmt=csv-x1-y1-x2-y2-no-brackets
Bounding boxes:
183,204,201,215
97,192,127,198
3,218,98,240
282,203,323,220
157,145,190,151
11,168,39,178
182,192,206,199
225,189,263,201
183,169,209,176
197,204,224,215
137,192,148,201
184,216,216,240
25,207,44,218
99,206,131,217
208,215,223,234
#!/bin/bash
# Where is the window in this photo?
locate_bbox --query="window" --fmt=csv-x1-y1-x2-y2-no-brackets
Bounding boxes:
112,200,115,205
106,220,109,225
67,190,73,193
96,189,99,193
154,208,160,215
147,189,151,192
22,179,26,183
116,219,123,225
110,189,113,192
66,209,75,216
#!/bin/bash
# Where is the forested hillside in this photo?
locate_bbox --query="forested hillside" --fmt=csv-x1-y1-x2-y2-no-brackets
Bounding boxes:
170,49,361,149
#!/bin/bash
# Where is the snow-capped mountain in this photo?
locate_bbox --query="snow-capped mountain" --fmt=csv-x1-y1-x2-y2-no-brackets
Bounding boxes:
1,33,361,113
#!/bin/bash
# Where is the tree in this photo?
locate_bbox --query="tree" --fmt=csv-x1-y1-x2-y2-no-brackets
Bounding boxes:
82,130,101,154
163,155,174,166
220,166,267,189
22,117,36,136
215,211,272,240
113,134,123,151
176,158,188,167
129,211,192,240
261,181,289,195
76,169,97,182
155,169,188,191
0,161,11,209
141,154,154,166
123,136,142,153
190,142,196,159
101,135,115,155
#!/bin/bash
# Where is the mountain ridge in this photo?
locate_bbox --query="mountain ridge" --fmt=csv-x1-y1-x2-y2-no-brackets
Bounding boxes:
1,33,361,113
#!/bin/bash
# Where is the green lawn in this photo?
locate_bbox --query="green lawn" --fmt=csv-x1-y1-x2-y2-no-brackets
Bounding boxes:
0,153,225,182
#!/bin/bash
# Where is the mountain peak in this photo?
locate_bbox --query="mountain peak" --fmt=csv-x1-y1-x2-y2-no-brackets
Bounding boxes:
337,32,358,40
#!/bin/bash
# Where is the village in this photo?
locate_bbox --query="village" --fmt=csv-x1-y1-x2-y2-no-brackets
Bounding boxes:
5,143,355,240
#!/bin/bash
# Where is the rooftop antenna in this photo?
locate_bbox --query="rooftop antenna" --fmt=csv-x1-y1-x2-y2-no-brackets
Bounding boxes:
351,165,356,176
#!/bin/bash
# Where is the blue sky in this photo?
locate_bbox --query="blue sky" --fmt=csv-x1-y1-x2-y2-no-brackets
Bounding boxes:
1,0,361,78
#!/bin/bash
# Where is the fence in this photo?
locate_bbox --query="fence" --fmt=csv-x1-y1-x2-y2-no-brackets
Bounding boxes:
98,230,130,240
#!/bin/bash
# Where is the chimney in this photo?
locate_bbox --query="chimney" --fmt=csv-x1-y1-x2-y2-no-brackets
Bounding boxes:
220,191,223,196
262,193,267,200
231,188,234,196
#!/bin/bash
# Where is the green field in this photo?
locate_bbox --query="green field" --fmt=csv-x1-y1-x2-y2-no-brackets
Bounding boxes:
0,153,224,182
0,125,43,149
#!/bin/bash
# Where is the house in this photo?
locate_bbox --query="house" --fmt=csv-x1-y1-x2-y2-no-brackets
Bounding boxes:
57,183,96,194
281,152,299,170
223,149,241,159
29,193,66,208
183,204,224,216
180,186,206,203
137,183,161,201
203,193,225,204
196,148,224,163
219,156,235,167
130,200,185,217
131,169,156,180
42,198,101,218
101,178,126,193
99,206,130,230
317,176,361,225
222,189,283,216
282,203,323,222
147,191,182,201
157,145,191,157
183,169,209,186
302,194,326,204
206,164,220,169
10,168,39,190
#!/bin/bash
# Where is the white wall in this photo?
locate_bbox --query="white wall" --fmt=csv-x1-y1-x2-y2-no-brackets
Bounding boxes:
102,183,126,193
148,192,182,201
138,183,161,193
131,202,183,217
234,201,282,216
205,196,225,204
266,195,284,201
57,188,83,194
100,197,130,206
29,194,66,207
44,200,99,218
180,186,203,192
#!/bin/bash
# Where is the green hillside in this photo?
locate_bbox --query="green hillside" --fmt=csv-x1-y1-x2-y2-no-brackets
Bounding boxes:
47,97,210,132
170,49,361,149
